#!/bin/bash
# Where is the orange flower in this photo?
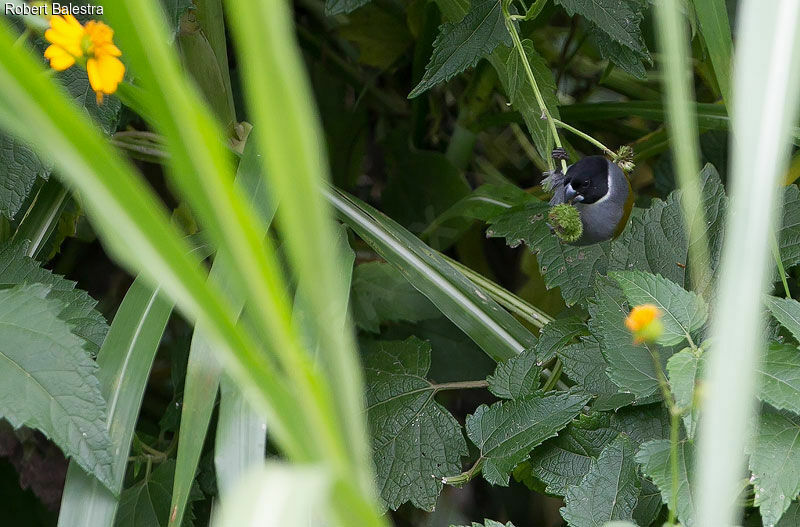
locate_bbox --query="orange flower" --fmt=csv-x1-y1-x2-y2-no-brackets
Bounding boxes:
625,304,664,344
44,15,124,104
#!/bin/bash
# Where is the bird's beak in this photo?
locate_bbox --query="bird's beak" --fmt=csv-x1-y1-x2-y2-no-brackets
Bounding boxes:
564,183,582,203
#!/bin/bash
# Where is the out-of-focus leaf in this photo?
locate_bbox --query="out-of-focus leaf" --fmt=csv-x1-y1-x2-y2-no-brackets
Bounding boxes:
756,343,800,415
561,435,641,527
466,391,589,486
0,284,113,490
488,39,560,159
363,337,467,511
637,440,696,527
451,520,516,527
777,502,800,526
409,0,511,98
747,410,800,527
339,5,412,68
609,270,708,347
588,277,672,399
487,348,541,399
114,460,201,527
325,0,371,16
0,241,108,353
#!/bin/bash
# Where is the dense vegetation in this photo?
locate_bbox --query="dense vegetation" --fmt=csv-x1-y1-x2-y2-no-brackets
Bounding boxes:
1,0,800,526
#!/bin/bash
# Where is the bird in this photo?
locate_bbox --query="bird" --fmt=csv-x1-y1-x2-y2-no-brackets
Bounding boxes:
547,155,634,246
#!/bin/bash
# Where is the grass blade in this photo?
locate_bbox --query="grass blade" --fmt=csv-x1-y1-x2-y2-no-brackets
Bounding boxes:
327,186,537,362
692,0,734,107
697,2,800,526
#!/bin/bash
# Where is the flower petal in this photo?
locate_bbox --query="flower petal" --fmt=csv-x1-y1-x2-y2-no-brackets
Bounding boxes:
87,55,125,96
44,44,76,71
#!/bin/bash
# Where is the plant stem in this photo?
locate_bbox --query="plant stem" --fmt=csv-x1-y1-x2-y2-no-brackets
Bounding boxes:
541,358,562,392
432,380,489,392
501,1,566,173
552,118,615,157
771,234,791,298
648,345,680,525
442,457,485,486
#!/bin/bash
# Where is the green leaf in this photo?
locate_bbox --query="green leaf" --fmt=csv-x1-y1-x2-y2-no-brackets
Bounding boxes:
487,199,610,306
351,261,441,333
529,413,618,495
466,391,590,486
0,134,49,220
0,241,108,353
634,478,664,527
451,520,516,527
58,276,174,527
778,502,800,527
487,348,541,399
0,284,113,490
160,0,194,35
589,26,651,80
588,277,672,399
561,435,641,527
339,5,413,68
409,0,511,98
558,338,635,411
115,460,201,527
609,270,708,347
363,337,467,511
609,404,671,448
324,0,371,16
747,410,800,527
757,343,800,417
329,187,538,362
779,185,800,270
692,0,734,107
609,164,727,295
535,316,589,363
637,439,696,527
765,295,800,343
554,0,647,54
488,39,561,159
667,349,704,440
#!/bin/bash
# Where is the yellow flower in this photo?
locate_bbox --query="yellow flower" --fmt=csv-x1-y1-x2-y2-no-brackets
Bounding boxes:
625,304,664,344
44,15,124,104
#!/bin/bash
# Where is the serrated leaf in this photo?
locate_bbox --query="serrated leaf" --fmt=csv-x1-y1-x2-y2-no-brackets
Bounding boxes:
554,0,647,54
488,39,561,159
0,284,114,490
558,338,635,411
363,337,467,511
529,413,617,495
536,316,589,363
451,520,516,527
409,0,511,98
324,0,370,16
488,199,610,306
747,410,800,527
610,270,708,346
588,277,672,399
0,134,49,220
766,295,800,343
779,184,800,270
487,348,541,399
757,343,800,415
609,404,671,449
637,440,696,527
115,460,201,527
0,241,108,353
351,262,440,333
561,435,641,527
589,25,651,79
609,164,727,296
466,391,590,486
667,349,704,440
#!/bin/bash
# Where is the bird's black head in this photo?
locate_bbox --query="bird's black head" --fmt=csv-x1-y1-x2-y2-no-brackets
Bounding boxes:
564,156,609,204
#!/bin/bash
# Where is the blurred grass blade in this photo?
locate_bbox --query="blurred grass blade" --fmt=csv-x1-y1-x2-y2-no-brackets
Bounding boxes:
223,0,376,497
692,0,733,107
105,0,352,477
655,0,712,291
170,139,277,527
327,186,537,362
214,378,268,495
0,16,309,468
57,276,174,527
698,2,800,526
12,178,68,259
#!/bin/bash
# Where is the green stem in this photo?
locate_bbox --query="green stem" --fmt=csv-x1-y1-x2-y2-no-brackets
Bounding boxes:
541,358,562,391
501,1,565,173
432,380,489,392
648,345,680,525
552,118,615,157
442,457,484,486
771,233,791,298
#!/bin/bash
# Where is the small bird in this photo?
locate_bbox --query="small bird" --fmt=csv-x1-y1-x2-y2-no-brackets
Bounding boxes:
547,155,634,245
